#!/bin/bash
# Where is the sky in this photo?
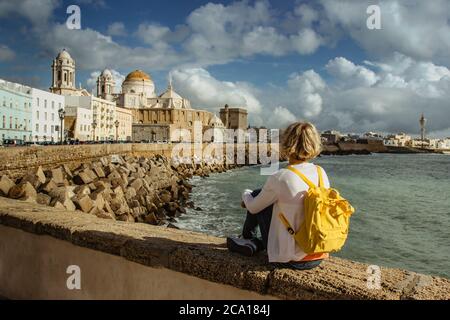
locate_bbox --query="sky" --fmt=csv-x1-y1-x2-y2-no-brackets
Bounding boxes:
0,0,450,136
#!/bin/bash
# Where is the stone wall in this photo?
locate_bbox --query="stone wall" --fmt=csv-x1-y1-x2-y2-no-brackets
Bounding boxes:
0,196,449,300
0,143,275,178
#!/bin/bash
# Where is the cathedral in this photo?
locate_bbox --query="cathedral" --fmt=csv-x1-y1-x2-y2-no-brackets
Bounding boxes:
49,49,249,142
96,68,223,142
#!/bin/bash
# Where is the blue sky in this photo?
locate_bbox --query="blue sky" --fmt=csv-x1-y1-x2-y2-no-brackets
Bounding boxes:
1,0,450,135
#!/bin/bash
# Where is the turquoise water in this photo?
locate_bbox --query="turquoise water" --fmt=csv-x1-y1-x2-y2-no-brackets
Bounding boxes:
176,154,450,279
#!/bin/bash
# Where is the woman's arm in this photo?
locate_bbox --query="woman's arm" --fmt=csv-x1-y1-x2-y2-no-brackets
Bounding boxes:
242,175,278,214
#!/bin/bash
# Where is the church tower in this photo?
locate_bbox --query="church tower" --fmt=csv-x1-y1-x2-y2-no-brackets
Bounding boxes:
97,69,115,101
50,49,77,95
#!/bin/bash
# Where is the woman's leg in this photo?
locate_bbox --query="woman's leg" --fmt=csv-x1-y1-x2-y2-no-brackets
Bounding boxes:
241,189,273,250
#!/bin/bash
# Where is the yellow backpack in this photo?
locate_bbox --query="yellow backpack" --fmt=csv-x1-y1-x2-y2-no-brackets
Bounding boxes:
278,165,355,254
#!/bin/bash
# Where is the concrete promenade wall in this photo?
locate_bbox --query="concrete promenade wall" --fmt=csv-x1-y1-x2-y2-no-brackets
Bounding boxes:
1,197,449,300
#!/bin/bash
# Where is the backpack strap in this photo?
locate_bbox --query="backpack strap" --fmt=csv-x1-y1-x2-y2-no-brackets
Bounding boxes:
287,165,315,189
278,213,295,236
316,165,324,188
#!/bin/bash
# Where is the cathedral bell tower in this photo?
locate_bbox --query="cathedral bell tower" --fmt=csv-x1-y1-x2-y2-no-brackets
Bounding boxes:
50,49,76,95
97,69,116,101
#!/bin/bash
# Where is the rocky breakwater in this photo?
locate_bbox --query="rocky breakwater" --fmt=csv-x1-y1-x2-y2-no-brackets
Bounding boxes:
0,155,236,227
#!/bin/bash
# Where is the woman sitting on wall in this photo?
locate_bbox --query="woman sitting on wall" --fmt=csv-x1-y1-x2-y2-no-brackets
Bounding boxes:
227,122,330,270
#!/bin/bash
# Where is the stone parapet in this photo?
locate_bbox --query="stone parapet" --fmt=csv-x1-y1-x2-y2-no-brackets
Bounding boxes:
0,196,449,300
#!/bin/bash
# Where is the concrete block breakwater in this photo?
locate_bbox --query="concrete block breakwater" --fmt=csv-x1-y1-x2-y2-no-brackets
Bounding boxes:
0,153,238,227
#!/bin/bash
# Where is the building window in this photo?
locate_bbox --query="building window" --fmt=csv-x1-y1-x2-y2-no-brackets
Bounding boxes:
15,118,18,129
36,124,39,132
52,101,55,109
9,116,12,129
2,115,5,128
51,125,54,134
36,111,39,119
44,125,47,133
58,103,61,109
45,112,47,121
52,113,54,121
37,98,39,106
44,100,47,108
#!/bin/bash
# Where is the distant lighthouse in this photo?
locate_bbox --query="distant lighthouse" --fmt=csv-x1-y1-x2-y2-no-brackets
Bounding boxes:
419,113,426,149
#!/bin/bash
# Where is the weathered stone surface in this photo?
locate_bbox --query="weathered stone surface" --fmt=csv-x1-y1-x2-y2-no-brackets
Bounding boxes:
125,187,136,200
52,198,76,211
72,172,93,185
160,190,171,203
95,210,115,220
130,178,143,192
0,175,15,196
41,180,58,194
144,212,158,225
90,192,105,211
8,182,37,200
50,167,65,185
36,193,52,206
74,185,91,197
21,166,46,189
49,186,74,203
93,166,106,178
73,195,94,213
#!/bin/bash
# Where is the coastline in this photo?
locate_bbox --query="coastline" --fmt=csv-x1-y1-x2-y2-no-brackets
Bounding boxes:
0,144,449,299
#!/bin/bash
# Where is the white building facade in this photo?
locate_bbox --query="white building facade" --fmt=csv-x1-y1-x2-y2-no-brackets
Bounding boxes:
31,88,65,142
64,95,116,141
92,96,115,141
64,96,93,141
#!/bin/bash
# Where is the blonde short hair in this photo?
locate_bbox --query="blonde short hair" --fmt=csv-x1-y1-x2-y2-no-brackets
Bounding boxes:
282,122,322,161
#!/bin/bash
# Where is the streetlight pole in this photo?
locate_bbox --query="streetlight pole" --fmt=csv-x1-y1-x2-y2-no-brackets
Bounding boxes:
58,108,65,144
114,120,119,143
92,121,97,142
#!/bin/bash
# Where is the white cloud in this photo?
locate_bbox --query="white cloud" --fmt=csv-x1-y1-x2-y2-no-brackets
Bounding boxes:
326,57,379,87
183,1,324,65
270,106,297,128
290,28,323,55
319,0,450,64
287,70,326,118
0,0,58,30
41,24,185,70
107,22,126,37
136,23,171,45
316,55,450,134
0,44,15,61
171,68,263,125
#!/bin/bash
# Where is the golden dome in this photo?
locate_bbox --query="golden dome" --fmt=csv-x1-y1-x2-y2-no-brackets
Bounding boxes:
125,70,152,81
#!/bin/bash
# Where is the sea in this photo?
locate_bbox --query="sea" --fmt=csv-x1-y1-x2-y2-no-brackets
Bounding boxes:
175,153,450,279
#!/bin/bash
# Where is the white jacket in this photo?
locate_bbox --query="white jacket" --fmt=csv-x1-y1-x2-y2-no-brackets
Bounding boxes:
242,162,330,262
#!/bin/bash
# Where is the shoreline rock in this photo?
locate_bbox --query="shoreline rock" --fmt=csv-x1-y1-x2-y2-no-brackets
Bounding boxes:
0,155,240,227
